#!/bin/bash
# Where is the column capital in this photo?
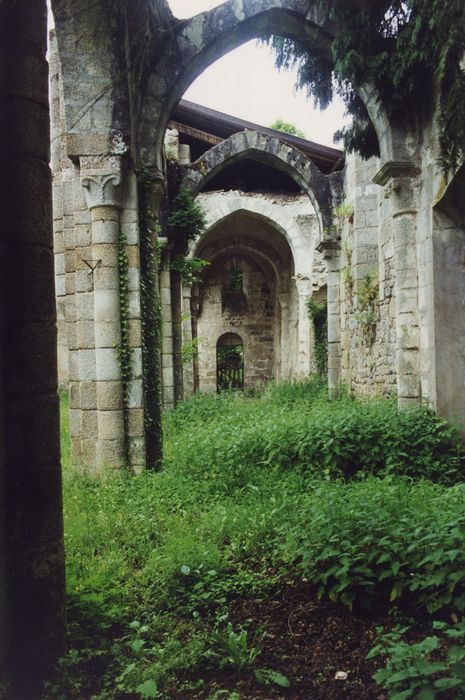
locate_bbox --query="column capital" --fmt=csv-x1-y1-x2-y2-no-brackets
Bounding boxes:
372,160,421,187
80,155,124,210
316,236,340,259
374,161,420,217
294,274,311,296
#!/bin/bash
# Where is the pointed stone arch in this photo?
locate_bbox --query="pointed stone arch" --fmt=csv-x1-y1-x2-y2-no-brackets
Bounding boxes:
183,130,334,232
138,0,394,174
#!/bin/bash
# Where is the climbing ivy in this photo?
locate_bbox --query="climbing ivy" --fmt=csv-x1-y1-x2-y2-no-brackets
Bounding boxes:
138,181,163,471
266,0,465,172
116,229,131,466
306,297,328,377
342,243,354,303
356,270,379,345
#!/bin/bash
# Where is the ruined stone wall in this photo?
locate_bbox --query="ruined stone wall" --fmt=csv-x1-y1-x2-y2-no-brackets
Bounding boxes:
339,154,397,396
196,259,276,392
49,32,145,470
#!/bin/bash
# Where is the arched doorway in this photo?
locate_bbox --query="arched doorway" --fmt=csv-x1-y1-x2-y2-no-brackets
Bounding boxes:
217,332,244,391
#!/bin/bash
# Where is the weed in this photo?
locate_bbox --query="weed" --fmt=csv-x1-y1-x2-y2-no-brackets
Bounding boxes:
205,624,263,673
369,621,465,698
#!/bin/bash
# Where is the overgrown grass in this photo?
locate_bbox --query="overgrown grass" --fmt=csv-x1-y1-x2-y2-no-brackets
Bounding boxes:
49,380,465,698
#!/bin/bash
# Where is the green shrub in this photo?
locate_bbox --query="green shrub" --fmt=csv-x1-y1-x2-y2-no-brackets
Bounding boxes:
281,477,465,613
369,621,465,699
166,391,464,493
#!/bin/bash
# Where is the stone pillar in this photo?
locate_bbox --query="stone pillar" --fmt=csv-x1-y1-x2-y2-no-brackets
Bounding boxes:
0,0,65,694
137,177,164,469
317,240,341,397
159,242,175,409
295,276,312,377
49,30,68,388
278,294,291,380
182,284,195,396
170,260,184,405
80,155,126,467
374,162,421,405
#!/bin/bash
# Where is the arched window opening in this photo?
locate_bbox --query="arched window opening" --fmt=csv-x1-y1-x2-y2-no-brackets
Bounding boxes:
222,262,248,314
217,333,244,391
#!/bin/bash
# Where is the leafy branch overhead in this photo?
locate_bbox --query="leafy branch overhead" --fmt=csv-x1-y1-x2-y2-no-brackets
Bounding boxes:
266,0,465,172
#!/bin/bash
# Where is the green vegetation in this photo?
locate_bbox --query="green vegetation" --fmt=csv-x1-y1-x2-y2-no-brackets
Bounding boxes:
306,297,328,375
170,258,210,285
138,183,164,470
168,187,207,246
269,118,306,139
117,229,131,463
266,1,465,172
48,382,465,698
368,621,465,699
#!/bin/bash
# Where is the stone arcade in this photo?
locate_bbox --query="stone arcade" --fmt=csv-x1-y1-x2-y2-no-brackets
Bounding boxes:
1,0,464,695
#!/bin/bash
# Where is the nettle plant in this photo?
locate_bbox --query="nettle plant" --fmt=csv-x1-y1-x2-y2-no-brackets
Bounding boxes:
368,621,465,699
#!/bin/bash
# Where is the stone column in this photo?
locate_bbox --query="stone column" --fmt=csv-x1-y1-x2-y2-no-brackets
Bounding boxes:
374,162,421,405
49,30,68,388
0,0,65,694
80,155,126,467
295,276,312,377
182,284,195,396
317,240,341,398
159,241,175,409
170,259,184,405
137,177,164,470
278,294,291,380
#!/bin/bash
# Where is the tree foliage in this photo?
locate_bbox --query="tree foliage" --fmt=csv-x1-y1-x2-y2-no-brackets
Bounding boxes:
266,0,465,172
168,187,207,246
269,118,306,138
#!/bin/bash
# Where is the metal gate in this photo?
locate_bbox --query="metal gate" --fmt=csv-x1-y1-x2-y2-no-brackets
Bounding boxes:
216,337,244,391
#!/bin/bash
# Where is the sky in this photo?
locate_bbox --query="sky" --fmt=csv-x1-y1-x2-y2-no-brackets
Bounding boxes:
167,0,348,147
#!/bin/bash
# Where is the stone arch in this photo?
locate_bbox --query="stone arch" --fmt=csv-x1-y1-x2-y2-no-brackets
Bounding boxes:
183,130,333,231
191,206,296,294
197,195,307,260
138,0,392,173
197,239,287,292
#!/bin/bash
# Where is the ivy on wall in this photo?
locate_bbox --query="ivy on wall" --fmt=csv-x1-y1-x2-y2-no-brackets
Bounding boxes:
356,271,379,346
306,297,328,377
138,181,164,471
116,229,131,465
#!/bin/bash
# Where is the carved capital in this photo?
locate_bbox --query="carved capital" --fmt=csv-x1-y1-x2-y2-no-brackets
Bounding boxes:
316,237,340,259
80,155,124,210
293,274,311,296
373,161,420,217
372,160,421,186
